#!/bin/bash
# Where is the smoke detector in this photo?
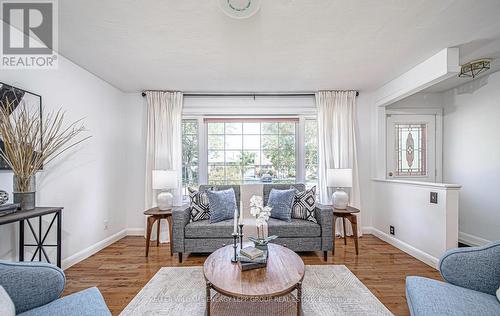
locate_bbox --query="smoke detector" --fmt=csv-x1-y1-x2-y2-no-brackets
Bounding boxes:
219,0,261,19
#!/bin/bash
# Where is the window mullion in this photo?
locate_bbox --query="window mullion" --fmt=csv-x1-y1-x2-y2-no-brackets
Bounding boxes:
198,117,208,185
297,116,305,183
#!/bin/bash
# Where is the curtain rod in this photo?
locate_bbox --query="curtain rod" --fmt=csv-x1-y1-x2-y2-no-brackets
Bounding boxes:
141,91,359,97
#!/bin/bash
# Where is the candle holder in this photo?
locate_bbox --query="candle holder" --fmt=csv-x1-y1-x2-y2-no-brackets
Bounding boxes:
231,232,238,263
238,223,244,249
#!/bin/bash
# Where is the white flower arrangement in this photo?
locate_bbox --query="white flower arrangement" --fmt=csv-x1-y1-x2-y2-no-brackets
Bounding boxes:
249,195,272,240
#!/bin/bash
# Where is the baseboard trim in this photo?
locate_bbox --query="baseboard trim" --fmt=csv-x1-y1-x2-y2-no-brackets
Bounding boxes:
126,228,145,236
459,232,491,247
364,226,439,269
62,229,127,270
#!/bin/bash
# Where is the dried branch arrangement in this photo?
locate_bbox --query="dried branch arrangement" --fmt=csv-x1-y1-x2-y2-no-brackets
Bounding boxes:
0,98,91,192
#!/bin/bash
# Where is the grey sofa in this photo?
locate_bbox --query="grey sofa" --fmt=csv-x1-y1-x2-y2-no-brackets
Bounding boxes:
173,183,333,262
0,260,110,316
406,240,500,316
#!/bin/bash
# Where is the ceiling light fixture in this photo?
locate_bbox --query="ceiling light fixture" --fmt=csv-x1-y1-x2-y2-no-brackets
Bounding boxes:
458,59,491,78
218,0,261,19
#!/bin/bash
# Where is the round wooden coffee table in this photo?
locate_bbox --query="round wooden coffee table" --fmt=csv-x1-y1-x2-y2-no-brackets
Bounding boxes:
203,243,305,316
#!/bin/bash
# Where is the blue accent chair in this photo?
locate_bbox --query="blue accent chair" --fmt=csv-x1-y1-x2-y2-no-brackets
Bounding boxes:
0,261,110,316
406,240,500,316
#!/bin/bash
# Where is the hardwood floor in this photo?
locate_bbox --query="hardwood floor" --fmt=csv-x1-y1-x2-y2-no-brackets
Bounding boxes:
63,235,440,315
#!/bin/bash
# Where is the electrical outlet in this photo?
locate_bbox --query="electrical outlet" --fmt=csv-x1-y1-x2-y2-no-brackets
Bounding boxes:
430,192,438,204
104,220,109,230
390,225,395,235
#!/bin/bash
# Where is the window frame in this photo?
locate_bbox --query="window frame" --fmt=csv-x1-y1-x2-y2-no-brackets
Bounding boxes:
384,108,443,182
182,115,317,187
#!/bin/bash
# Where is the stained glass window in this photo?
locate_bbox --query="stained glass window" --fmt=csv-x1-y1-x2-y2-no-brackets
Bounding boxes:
394,124,427,176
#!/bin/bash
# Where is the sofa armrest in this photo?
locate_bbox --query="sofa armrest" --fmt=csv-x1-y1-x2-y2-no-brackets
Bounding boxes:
0,260,65,314
172,204,191,253
438,240,500,295
315,204,333,251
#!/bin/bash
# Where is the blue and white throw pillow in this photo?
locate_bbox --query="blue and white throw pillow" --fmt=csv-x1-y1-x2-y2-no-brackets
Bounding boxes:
207,188,237,224
268,188,296,222
291,186,317,223
188,187,214,222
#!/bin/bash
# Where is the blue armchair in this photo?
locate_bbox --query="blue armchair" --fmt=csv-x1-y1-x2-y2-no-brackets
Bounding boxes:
406,240,500,316
0,261,110,316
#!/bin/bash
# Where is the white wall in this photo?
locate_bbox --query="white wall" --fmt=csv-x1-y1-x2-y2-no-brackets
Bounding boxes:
370,180,459,267
442,71,500,244
387,92,443,109
369,88,461,268
355,93,374,228
0,55,131,269
123,94,147,234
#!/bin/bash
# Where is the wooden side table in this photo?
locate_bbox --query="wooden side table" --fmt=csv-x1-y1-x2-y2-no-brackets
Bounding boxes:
144,207,173,257
332,206,360,255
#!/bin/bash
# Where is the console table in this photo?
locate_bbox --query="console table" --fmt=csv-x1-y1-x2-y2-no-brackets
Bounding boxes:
0,207,63,267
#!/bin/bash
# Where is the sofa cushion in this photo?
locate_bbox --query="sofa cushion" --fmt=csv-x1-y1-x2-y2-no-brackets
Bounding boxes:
291,186,317,223
406,276,500,316
268,188,296,222
267,218,321,238
201,185,241,209
19,287,111,316
188,187,213,222
208,188,237,224
264,184,305,206
185,219,234,239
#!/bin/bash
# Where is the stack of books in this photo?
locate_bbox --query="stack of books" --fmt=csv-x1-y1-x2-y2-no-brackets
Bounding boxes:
237,246,268,271
0,203,20,217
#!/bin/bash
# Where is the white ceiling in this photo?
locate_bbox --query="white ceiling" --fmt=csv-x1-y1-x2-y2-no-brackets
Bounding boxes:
58,0,500,93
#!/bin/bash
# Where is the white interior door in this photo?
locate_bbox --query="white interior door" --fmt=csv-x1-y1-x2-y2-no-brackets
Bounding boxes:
386,114,436,182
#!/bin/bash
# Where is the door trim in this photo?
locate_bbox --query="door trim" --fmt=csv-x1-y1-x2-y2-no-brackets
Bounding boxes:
385,108,443,182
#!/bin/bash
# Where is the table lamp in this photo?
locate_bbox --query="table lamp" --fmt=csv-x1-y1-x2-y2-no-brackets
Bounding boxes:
327,168,352,209
152,170,177,210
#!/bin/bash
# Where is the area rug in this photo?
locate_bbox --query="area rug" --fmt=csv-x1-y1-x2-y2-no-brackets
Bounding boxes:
120,265,393,315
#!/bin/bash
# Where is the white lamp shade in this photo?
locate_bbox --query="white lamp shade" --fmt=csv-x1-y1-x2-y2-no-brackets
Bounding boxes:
327,168,352,188
152,170,178,190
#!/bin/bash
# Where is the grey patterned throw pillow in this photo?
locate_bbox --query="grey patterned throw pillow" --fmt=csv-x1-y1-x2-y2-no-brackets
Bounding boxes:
291,186,317,223
188,187,214,222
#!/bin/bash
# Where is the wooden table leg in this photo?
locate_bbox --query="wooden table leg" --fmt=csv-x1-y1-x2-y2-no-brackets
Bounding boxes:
167,216,173,256
296,281,302,316
342,217,347,245
145,216,155,257
350,214,359,255
206,281,211,316
156,217,161,247
332,215,337,255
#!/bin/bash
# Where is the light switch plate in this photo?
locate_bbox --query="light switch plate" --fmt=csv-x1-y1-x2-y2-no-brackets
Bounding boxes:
430,192,438,204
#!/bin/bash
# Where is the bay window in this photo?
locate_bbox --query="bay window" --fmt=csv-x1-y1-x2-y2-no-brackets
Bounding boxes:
181,116,318,194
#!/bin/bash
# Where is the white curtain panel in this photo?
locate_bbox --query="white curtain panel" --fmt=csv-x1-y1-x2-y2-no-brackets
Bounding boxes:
145,91,183,242
316,90,362,237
